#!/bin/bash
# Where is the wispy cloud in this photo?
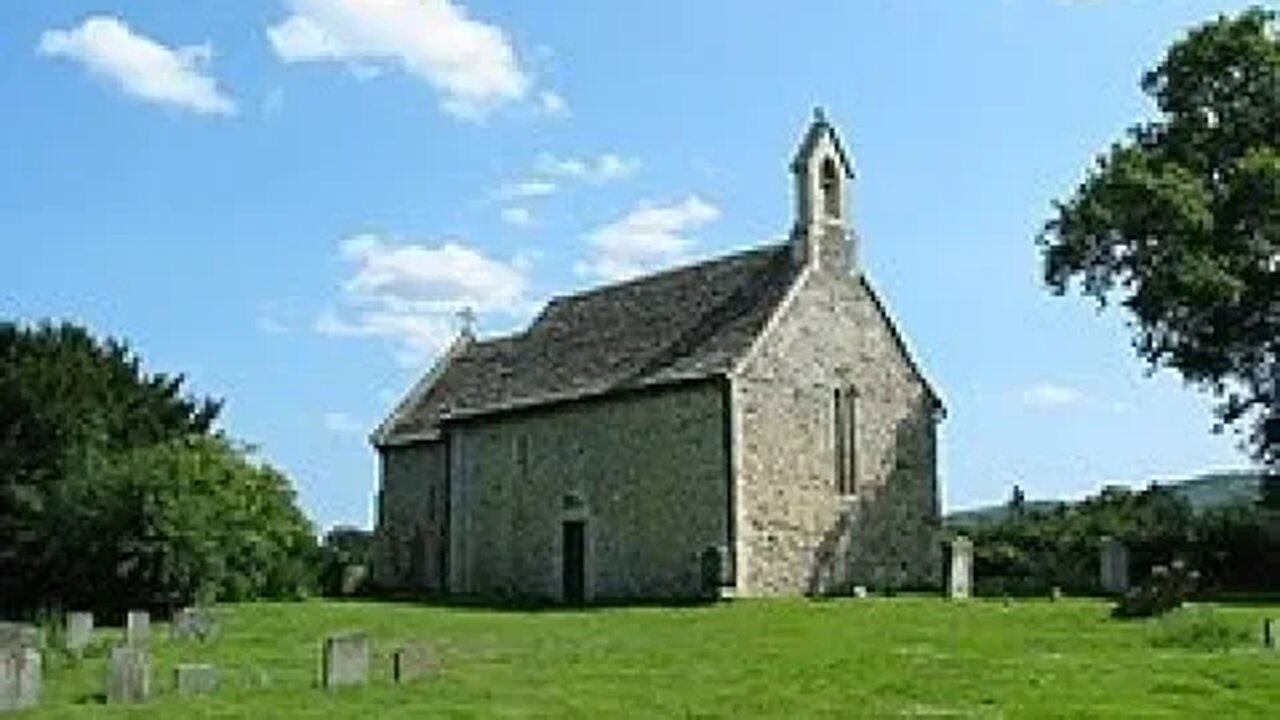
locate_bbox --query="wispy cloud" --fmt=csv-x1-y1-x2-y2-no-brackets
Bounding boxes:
318,234,531,365
1022,383,1083,409
267,0,560,121
493,179,558,201
256,316,289,335
535,153,640,184
322,411,365,435
38,15,236,116
576,196,720,282
500,207,533,226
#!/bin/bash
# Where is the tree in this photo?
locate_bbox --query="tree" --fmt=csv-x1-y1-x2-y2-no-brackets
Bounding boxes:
0,321,316,616
0,321,222,614
1038,8,1279,463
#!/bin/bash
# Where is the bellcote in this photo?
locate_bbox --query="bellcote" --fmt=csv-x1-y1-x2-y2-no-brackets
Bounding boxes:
791,108,857,272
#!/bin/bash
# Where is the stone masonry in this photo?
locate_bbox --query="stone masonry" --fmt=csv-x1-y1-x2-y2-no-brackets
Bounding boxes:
372,111,942,601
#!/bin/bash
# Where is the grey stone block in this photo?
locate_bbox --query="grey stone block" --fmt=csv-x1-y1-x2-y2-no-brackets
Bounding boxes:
170,608,216,642
1099,536,1130,595
321,633,369,689
125,611,150,647
392,642,436,684
65,612,93,655
175,664,218,695
0,646,41,712
944,535,973,600
106,645,150,704
0,624,39,651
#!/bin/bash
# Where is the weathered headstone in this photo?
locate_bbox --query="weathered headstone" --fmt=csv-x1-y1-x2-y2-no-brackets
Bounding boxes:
321,633,369,689
1099,536,1130,595
944,535,973,600
175,663,218,695
125,611,150,647
0,624,41,713
106,645,150,704
65,612,94,656
392,642,436,684
340,565,369,596
170,608,216,642
852,585,869,599
1049,586,1063,602
1264,618,1276,650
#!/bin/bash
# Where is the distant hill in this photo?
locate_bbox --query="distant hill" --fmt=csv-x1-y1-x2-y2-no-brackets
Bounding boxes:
946,469,1265,529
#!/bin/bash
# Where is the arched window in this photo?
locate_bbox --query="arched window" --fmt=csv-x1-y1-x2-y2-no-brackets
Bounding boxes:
820,157,841,219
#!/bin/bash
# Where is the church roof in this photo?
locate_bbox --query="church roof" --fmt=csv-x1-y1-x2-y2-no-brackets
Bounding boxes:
373,243,799,446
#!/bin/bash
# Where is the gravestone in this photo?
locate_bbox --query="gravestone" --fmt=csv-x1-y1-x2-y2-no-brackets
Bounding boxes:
392,642,436,684
340,565,368,596
170,608,216,642
65,612,93,656
1264,618,1276,650
852,585,868,599
106,645,150,704
1049,586,1063,603
1099,536,1130,595
125,611,150,647
944,535,973,600
321,633,369,689
175,664,218,695
0,624,41,713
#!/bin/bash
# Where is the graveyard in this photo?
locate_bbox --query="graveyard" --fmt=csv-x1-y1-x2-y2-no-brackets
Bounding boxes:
1,597,1276,717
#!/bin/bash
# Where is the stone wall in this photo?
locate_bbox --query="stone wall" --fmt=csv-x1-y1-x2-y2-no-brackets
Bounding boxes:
733,256,940,596
448,382,729,602
374,441,448,591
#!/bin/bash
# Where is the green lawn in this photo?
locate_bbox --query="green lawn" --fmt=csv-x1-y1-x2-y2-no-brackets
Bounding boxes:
24,597,1280,718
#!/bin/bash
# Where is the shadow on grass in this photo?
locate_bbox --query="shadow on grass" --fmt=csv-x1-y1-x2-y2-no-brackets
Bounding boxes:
325,591,724,614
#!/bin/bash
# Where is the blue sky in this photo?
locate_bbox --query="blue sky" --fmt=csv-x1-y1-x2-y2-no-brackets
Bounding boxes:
2,1,1262,530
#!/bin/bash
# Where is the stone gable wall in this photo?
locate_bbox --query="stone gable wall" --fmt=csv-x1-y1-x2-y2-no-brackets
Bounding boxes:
733,259,940,596
448,382,729,601
374,441,448,591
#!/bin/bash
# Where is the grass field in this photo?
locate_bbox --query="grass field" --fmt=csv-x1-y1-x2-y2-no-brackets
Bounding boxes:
25,597,1280,718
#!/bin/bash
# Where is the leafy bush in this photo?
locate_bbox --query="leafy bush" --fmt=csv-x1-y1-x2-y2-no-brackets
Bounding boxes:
1150,607,1250,651
1113,559,1199,619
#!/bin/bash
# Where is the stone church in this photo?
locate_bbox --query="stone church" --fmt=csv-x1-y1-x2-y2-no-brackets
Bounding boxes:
371,111,943,602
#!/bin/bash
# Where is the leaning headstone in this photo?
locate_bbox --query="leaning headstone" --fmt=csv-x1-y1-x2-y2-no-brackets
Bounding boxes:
65,612,94,656
321,633,369,689
175,664,218,695
392,642,436,684
170,608,216,642
1099,536,1130,595
340,565,369,596
0,624,42,712
106,645,150,704
125,611,150,647
944,535,974,600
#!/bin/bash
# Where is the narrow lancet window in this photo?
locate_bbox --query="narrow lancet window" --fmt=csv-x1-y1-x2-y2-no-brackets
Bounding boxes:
821,157,841,220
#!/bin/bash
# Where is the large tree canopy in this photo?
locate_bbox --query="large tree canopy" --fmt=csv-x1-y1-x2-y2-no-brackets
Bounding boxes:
1039,8,1279,463
1,321,316,616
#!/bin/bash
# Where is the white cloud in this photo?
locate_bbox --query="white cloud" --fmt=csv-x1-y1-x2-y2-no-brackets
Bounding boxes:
256,316,289,334
318,234,531,365
37,15,236,116
493,179,558,200
576,196,720,282
322,411,365,435
535,153,639,184
500,207,533,226
536,90,569,118
267,0,541,120
1022,383,1084,409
